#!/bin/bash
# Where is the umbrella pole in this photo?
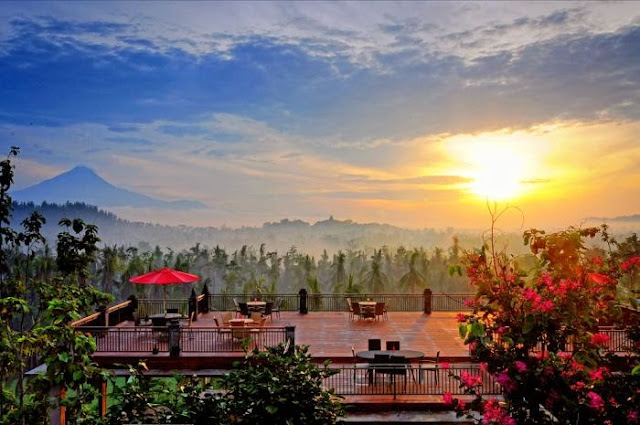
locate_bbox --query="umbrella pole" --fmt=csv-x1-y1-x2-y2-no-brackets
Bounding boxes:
163,286,168,314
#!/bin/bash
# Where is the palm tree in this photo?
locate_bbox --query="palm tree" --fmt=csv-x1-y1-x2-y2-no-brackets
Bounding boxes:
362,250,388,293
398,251,427,293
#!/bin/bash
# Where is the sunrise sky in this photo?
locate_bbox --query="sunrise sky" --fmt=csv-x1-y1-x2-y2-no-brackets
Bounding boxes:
1,1,639,229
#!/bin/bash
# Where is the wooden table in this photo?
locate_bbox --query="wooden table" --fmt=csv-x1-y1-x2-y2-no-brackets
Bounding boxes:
358,301,377,319
229,318,254,326
247,301,266,312
149,313,182,327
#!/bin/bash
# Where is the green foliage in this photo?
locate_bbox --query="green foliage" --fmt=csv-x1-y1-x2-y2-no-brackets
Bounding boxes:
0,148,113,424
107,344,344,425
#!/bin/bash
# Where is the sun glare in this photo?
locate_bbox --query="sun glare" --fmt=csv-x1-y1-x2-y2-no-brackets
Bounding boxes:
445,134,532,201
470,146,524,200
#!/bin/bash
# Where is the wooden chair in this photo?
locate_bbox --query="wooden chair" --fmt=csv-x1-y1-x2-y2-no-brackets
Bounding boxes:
386,340,400,350
272,298,283,319
263,302,273,320
375,302,385,321
368,338,381,351
221,311,233,325
250,311,262,322
238,302,250,317
346,298,354,320
352,302,362,320
419,351,440,386
213,316,232,349
249,317,268,350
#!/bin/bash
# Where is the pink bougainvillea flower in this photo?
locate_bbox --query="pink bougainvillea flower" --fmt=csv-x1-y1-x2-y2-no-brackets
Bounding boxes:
482,398,515,425
587,391,604,411
590,333,610,347
440,361,450,370
442,392,453,405
628,411,639,423
460,371,482,387
514,361,528,373
479,362,488,372
621,256,640,271
591,256,603,265
588,366,608,382
587,273,614,285
456,313,467,322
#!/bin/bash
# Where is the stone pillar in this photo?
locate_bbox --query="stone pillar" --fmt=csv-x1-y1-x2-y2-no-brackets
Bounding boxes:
201,283,210,313
423,288,432,315
285,324,296,348
189,288,198,322
168,321,181,356
298,288,308,314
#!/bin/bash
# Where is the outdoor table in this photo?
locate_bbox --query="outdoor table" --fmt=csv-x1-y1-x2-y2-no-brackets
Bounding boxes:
356,350,424,384
355,349,424,361
229,318,254,326
358,301,376,319
247,301,266,312
149,313,182,327
229,318,255,340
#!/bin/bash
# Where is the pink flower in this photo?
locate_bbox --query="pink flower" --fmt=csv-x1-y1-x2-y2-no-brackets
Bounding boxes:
456,313,467,322
514,361,528,373
628,411,638,423
479,362,488,372
440,361,450,370
538,300,555,313
496,370,517,393
621,256,640,271
587,391,604,411
590,333,610,347
591,256,603,265
460,371,482,388
442,392,453,405
482,398,514,425
588,366,608,381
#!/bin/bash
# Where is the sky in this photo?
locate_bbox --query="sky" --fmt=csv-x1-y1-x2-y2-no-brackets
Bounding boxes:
1,1,639,230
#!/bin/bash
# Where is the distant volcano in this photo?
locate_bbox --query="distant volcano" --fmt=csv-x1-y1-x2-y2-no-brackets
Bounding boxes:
12,166,206,209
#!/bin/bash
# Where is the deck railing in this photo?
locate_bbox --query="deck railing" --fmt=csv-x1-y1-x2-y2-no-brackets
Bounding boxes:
323,363,501,398
76,325,292,354
202,292,473,313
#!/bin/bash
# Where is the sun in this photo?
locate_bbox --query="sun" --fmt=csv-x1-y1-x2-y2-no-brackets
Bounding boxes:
467,142,526,201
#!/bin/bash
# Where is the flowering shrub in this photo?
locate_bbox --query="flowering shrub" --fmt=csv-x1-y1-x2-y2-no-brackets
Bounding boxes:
452,226,640,425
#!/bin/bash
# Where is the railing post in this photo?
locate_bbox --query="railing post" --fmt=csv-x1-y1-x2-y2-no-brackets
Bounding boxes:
189,288,198,322
201,283,210,313
285,324,296,348
169,321,181,356
423,288,432,315
299,288,308,314
96,305,107,326
127,295,138,322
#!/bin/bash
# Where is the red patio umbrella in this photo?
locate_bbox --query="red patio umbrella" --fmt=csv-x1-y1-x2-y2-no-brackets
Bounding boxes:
130,267,200,310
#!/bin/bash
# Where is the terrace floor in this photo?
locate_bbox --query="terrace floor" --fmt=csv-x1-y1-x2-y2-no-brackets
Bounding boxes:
107,311,469,364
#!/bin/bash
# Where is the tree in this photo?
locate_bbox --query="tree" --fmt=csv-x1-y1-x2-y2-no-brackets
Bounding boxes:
219,344,344,425
451,226,640,425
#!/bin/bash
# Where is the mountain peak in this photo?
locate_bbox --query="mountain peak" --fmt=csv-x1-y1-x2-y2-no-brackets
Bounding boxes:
13,166,206,210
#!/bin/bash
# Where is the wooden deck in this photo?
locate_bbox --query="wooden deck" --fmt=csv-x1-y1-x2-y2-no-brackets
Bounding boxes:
101,311,469,366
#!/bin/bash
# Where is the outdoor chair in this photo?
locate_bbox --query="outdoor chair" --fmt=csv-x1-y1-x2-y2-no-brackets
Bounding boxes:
346,298,354,320
351,302,362,320
419,351,440,386
233,298,241,317
213,316,232,347
272,297,283,319
386,340,400,350
368,338,381,351
374,302,386,321
249,317,268,350
230,319,248,340
263,301,273,320
250,311,262,322
238,302,250,317
221,311,233,324
351,346,370,383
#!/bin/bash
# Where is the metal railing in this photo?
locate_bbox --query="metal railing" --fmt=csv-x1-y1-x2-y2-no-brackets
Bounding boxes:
180,327,289,352
323,364,501,398
76,325,291,354
206,292,474,313
137,299,189,317
77,326,171,353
